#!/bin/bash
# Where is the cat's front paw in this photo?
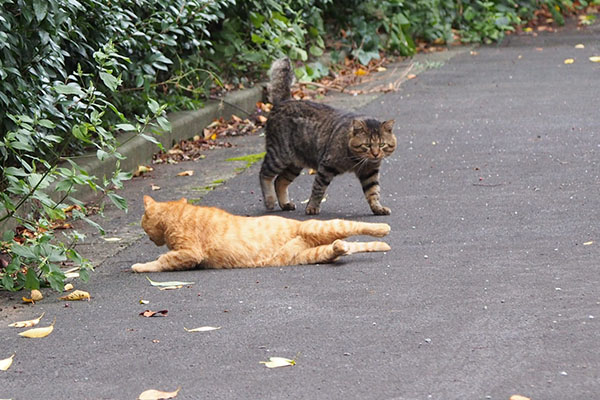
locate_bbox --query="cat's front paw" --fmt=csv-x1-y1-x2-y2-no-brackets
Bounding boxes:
305,204,320,215
371,205,391,215
280,202,296,211
132,262,158,273
264,196,277,210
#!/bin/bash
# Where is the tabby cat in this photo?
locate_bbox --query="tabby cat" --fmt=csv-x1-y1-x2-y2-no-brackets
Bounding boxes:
260,57,397,216
131,195,391,272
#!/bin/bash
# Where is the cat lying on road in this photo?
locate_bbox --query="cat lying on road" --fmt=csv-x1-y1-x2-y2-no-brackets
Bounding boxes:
131,195,391,272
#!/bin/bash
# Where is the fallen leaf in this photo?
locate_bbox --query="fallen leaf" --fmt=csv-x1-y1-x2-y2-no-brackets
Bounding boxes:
59,290,91,301
146,276,195,287
184,326,221,332
22,289,43,303
8,312,45,328
133,165,154,177
510,395,531,400
260,357,296,368
31,289,43,301
583,241,593,245
63,283,74,291
376,66,387,72
151,184,161,191
176,170,194,177
64,272,80,279
355,68,368,76
138,387,180,400
257,115,268,124
0,354,15,371
564,58,574,64
102,237,122,242
140,299,150,305
575,44,585,49
140,309,168,318
407,74,417,80
158,285,183,291
589,56,600,63
18,318,55,338
524,27,533,32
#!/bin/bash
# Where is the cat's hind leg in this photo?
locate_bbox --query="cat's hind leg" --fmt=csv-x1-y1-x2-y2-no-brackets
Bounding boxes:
275,165,302,211
260,152,288,210
298,219,391,244
132,249,202,272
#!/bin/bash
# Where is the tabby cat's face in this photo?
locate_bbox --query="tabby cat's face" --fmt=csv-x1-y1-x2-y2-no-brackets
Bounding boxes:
348,119,396,161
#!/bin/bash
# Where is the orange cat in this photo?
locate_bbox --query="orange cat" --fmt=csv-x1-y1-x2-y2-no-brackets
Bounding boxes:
131,195,391,272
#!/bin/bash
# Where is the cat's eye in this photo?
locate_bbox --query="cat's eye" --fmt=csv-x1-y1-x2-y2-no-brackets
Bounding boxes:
379,143,386,148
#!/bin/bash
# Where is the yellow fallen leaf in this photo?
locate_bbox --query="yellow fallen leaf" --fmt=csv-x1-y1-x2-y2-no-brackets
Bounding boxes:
355,68,368,76
0,354,15,371
575,44,585,49
138,387,180,400
524,27,533,32
59,289,90,301
63,283,74,291
151,184,161,191
583,241,593,245
158,285,183,291
564,58,574,64
133,165,154,177
589,56,600,63
376,66,387,72
210,133,217,140
184,326,221,332
177,170,194,177
260,357,296,368
510,395,531,400
64,271,80,279
407,74,417,80
146,276,194,287
8,312,45,328
140,299,150,305
18,318,55,338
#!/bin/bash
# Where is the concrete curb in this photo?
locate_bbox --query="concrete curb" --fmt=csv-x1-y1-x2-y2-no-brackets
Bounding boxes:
79,85,265,200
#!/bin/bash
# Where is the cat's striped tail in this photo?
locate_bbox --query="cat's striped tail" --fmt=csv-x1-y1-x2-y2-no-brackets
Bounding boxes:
268,57,294,105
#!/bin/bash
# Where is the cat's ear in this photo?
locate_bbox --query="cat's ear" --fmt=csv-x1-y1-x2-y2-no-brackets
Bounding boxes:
143,195,155,209
178,197,187,204
351,119,367,134
382,119,395,133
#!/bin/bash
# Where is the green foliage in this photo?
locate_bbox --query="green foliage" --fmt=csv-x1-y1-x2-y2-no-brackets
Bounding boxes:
0,42,168,292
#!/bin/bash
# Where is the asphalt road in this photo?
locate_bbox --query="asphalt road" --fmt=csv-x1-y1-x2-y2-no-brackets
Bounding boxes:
1,23,599,400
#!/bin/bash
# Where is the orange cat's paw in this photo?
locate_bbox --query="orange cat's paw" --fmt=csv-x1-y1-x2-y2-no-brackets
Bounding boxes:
372,223,391,237
332,239,350,256
132,262,159,273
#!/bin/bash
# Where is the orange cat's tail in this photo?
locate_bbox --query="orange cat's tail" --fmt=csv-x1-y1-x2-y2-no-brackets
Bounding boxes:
268,57,294,105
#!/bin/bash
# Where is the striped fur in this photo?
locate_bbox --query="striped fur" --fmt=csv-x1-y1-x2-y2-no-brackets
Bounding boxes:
131,196,391,272
260,58,397,215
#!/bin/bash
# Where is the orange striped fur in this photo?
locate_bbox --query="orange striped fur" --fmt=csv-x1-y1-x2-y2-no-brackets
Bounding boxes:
131,195,391,272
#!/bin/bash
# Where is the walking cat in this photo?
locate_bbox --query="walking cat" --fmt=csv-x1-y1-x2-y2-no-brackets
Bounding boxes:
131,196,391,272
260,57,397,215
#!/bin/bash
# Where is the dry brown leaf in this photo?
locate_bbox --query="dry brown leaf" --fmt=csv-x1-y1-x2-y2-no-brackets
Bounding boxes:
140,309,168,318
8,312,45,328
176,170,194,177
31,289,43,301
138,387,180,400
407,74,417,80
257,115,268,124
59,290,90,301
0,354,15,371
63,283,74,291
